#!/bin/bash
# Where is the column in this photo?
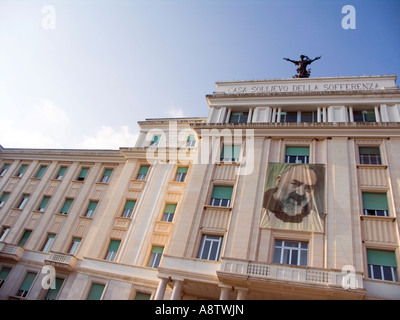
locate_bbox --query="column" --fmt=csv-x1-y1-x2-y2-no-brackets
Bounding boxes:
317,107,321,123
219,284,232,300
170,279,184,300
235,287,248,300
276,107,282,122
154,277,169,300
348,106,354,122
374,106,381,122
247,108,253,123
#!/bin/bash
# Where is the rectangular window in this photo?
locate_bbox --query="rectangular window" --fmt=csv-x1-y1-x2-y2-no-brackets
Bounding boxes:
285,146,310,164
280,111,297,123
85,201,98,218
16,164,28,178
354,110,376,122
367,249,398,282
174,167,188,182
0,267,11,289
104,240,121,261
273,240,308,266
147,246,164,268
0,227,10,242
300,111,317,123
44,277,64,300
38,196,50,212
149,135,160,147
55,166,67,180
210,186,233,207
16,272,37,298
42,234,56,253
87,283,105,300
359,147,382,165
77,167,89,181
60,199,73,215
0,163,10,177
229,112,248,123
121,200,136,218
136,165,150,180
17,194,29,210
221,145,241,162
161,203,177,222
186,135,196,147
197,235,223,261
135,292,151,300
100,169,113,183
35,165,47,179
68,238,81,255
18,230,32,247
0,192,9,208
362,192,389,217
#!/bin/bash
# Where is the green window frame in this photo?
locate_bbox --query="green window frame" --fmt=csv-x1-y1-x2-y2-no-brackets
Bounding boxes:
367,249,398,282
44,278,64,300
35,165,47,179
0,192,9,208
16,164,28,177
0,163,10,176
362,192,389,216
174,167,188,182
55,166,67,180
136,165,150,180
162,203,177,222
85,201,98,218
18,230,32,247
147,246,164,268
210,186,233,207
16,272,37,298
285,146,310,164
101,169,113,183
221,145,241,161
77,167,89,181
86,283,105,300
38,196,50,212
60,199,73,214
104,240,121,261
121,200,136,218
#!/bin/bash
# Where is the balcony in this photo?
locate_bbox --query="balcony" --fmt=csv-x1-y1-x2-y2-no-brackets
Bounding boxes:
44,252,77,271
0,243,24,262
218,258,365,296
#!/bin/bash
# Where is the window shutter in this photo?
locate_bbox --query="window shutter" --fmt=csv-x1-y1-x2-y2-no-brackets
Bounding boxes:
60,199,73,214
87,283,105,300
78,168,89,179
39,197,50,209
212,186,233,200
19,272,36,291
1,193,9,202
187,135,195,141
36,166,47,178
359,147,380,155
151,246,164,254
44,278,64,300
18,230,32,246
285,146,310,156
124,200,136,210
138,166,150,175
362,193,389,210
164,204,177,214
176,167,188,174
57,167,67,176
107,240,121,253
87,201,98,211
367,249,397,267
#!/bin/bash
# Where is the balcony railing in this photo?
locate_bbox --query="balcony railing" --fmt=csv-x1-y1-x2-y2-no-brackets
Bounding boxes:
219,258,364,289
0,243,24,262
44,252,77,271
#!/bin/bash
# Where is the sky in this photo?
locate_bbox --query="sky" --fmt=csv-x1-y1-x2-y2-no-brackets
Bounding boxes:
0,0,399,149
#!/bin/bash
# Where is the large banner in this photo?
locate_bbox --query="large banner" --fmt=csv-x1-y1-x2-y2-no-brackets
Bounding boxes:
260,163,326,233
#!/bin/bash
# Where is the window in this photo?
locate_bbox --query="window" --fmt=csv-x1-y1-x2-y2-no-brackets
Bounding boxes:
0,267,11,288
147,246,164,268
359,147,382,165
220,145,241,162
134,292,151,300
354,110,376,122
0,227,10,242
136,165,150,180
280,111,298,123
104,240,120,261
210,186,233,207
161,204,177,222
230,112,248,123
68,238,81,255
18,230,32,247
300,111,318,123
76,167,89,181
197,235,223,261
87,283,105,300
0,192,9,208
186,135,196,147
273,240,308,266
16,164,28,178
44,278,64,300
17,194,29,210
367,249,398,282
85,201,98,218
35,165,47,179
121,200,136,218
174,167,188,182
60,199,73,215
0,163,10,177
100,169,113,183
38,196,50,212
362,192,389,217
55,166,67,180
285,146,310,164
16,272,37,298
149,135,160,147
42,234,56,252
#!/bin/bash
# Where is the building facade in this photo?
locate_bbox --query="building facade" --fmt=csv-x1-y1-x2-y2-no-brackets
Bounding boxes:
0,75,400,300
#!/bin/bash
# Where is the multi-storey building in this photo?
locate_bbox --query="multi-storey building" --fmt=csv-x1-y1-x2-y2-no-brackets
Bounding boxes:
0,75,399,300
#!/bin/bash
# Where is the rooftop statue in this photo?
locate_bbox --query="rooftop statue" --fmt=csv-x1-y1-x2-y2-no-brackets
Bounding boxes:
283,55,321,78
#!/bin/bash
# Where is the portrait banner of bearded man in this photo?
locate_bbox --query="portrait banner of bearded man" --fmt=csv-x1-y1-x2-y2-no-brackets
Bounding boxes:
260,163,326,233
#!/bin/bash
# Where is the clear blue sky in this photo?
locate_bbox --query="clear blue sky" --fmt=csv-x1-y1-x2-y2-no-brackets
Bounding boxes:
1,0,399,149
